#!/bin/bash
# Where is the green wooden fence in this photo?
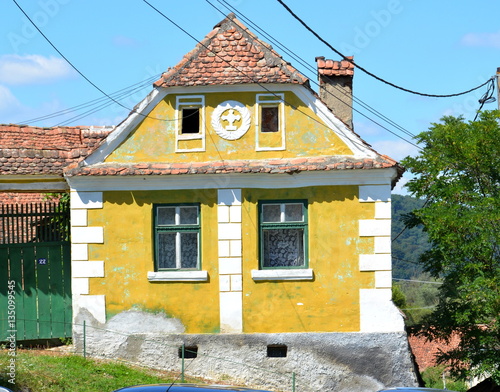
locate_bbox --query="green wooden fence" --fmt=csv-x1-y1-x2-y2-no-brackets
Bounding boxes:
0,201,72,341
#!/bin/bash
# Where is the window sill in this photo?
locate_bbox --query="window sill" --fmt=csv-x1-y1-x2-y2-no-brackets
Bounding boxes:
147,270,208,282
251,269,314,281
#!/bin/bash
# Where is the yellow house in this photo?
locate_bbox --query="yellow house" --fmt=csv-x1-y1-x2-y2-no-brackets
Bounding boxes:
65,13,417,391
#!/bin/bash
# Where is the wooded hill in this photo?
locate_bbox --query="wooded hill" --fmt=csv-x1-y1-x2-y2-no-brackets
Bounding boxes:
392,194,430,279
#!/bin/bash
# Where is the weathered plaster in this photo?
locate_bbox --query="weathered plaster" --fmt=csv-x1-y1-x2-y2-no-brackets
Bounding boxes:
86,189,220,333
242,185,373,333
104,90,353,164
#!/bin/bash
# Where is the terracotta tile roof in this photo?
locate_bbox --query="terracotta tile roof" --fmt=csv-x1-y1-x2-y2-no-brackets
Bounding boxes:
65,155,401,177
153,13,309,88
0,192,62,204
408,333,461,372
0,124,113,176
316,56,354,76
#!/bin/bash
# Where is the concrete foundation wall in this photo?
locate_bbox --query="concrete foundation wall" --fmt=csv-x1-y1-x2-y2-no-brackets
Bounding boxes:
74,310,419,392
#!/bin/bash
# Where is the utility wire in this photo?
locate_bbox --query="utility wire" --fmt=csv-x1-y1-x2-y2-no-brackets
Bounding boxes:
11,0,170,124
474,78,496,121
52,74,160,126
203,0,421,149
143,0,419,152
19,74,159,125
216,0,418,140
277,0,494,98
393,278,442,285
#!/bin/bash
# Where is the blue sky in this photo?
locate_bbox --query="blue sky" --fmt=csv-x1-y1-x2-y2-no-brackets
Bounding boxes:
1,0,499,193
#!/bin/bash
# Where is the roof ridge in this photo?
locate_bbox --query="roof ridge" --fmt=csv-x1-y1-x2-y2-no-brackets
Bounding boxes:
153,13,308,88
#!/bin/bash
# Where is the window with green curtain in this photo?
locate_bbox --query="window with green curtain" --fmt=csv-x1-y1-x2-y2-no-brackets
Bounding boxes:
154,204,200,270
259,200,308,269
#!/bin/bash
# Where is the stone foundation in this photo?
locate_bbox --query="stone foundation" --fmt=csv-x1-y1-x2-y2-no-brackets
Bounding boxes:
73,309,419,392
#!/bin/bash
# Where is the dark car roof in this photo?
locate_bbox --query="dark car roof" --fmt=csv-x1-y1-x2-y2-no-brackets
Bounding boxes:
113,384,273,392
379,388,459,392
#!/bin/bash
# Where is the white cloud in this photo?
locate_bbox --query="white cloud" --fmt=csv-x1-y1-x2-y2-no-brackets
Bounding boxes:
0,85,22,117
461,30,500,48
371,139,420,162
0,54,74,86
353,120,382,137
392,174,410,195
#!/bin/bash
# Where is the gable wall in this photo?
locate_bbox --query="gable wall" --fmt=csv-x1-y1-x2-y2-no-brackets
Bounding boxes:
105,90,353,164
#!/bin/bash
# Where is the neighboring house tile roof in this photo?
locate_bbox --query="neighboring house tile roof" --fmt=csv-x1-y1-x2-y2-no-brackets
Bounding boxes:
0,124,113,176
153,13,309,88
0,192,52,204
65,155,401,177
408,333,461,372
316,56,354,76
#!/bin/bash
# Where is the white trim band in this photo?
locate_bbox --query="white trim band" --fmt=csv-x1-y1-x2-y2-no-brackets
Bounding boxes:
147,270,208,282
251,269,314,281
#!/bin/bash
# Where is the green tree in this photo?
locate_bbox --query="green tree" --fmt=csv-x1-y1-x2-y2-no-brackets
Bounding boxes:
401,110,500,383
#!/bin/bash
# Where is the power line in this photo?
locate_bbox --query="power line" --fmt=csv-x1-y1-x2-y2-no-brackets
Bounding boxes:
11,0,169,124
215,0,417,140
393,278,442,285
142,0,411,153
276,0,495,98
203,0,421,149
19,74,159,125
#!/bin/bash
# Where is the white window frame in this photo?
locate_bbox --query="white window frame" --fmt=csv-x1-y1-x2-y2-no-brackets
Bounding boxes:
255,93,285,151
175,95,205,152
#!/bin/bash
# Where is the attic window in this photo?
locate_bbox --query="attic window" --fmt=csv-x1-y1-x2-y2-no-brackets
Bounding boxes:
255,93,285,151
181,108,200,134
175,95,205,152
261,107,279,133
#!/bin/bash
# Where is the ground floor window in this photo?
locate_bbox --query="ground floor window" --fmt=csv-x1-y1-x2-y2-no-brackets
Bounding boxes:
154,204,200,270
259,200,308,268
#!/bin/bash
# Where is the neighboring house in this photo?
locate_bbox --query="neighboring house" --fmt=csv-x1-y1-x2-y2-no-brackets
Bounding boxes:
0,124,112,194
0,124,112,340
408,333,461,374
0,124,112,242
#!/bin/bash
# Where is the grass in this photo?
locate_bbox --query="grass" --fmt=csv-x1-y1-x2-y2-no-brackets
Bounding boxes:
421,366,468,392
0,349,190,392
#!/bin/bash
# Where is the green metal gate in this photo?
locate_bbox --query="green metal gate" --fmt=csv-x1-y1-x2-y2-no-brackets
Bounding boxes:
0,201,72,341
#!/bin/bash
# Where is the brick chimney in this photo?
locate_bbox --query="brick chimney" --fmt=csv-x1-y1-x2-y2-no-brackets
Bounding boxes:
316,56,354,129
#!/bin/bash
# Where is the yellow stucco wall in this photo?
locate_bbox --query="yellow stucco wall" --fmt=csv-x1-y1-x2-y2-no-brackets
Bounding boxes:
105,91,353,163
87,189,221,334
87,185,376,333
242,186,374,333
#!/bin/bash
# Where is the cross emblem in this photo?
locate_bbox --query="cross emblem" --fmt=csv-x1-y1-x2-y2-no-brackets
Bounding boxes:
221,109,241,131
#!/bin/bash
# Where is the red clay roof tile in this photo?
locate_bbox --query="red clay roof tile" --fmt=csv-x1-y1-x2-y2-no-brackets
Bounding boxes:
0,124,113,176
65,155,399,177
408,333,461,372
316,56,355,76
153,13,309,88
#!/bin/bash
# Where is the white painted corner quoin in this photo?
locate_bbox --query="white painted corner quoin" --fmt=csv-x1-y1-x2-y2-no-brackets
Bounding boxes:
358,185,402,332
70,190,106,325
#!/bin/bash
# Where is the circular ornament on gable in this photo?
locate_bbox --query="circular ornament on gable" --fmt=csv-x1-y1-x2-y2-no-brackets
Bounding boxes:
211,100,251,140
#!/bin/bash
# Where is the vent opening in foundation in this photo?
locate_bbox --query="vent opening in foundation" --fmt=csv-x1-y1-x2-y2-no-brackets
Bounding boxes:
267,344,287,358
179,345,198,359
